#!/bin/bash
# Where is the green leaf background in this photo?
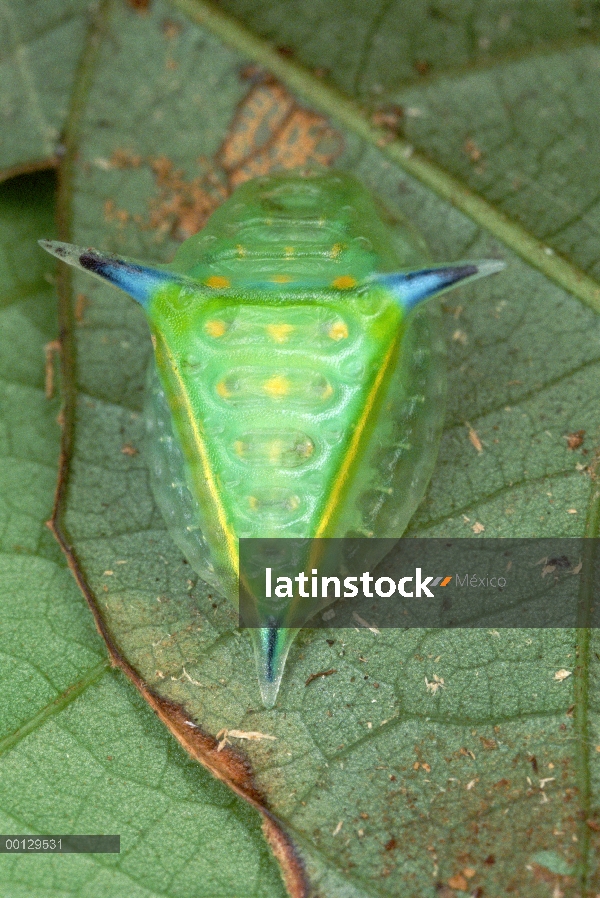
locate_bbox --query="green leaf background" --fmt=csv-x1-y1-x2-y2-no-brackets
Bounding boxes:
2,1,600,896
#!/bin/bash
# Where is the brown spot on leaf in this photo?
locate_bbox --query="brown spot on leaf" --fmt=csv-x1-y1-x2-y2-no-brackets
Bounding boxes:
447,872,468,891
110,148,142,169
220,81,343,187
74,293,89,324
161,18,183,38
104,80,342,242
565,429,585,450
464,139,483,162
44,339,61,399
371,104,404,131
103,198,130,226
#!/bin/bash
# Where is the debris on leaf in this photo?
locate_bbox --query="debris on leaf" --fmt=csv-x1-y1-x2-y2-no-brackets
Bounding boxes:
121,443,138,456
425,674,445,695
553,669,571,681
305,668,337,686
216,728,277,751
466,422,483,452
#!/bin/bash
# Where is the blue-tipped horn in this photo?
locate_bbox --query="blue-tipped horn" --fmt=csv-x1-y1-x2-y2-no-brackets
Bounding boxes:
38,240,189,308
372,259,505,310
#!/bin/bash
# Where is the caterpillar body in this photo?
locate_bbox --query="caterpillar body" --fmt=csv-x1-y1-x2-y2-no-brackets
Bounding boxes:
41,172,503,706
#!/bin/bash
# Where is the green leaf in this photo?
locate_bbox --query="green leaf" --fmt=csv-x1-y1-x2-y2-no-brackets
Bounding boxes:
0,0,97,181
5,0,600,895
0,173,287,898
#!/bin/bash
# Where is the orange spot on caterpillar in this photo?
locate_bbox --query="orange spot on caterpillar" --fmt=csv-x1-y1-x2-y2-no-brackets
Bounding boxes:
205,275,231,289
216,380,232,398
205,319,227,337
328,321,349,340
263,375,290,398
331,275,356,289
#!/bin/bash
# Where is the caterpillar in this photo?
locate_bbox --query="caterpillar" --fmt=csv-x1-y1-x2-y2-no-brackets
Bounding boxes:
41,172,504,706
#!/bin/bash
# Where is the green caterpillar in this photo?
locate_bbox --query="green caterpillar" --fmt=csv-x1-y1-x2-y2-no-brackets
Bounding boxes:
41,172,503,706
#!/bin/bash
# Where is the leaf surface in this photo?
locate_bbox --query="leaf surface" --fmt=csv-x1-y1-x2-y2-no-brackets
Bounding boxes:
5,0,600,896
0,0,97,181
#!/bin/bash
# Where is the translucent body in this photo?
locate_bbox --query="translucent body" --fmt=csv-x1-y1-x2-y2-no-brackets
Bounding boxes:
41,173,506,706
144,174,446,703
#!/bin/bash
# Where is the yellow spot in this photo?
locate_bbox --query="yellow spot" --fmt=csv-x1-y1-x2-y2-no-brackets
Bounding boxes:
328,320,349,340
236,244,247,258
204,319,227,337
263,375,290,398
284,246,295,258
269,440,284,463
267,323,294,343
330,243,343,259
288,496,300,510
205,275,230,289
331,275,357,290
216,380,231,399
248,496,258,510
234,440,245,457
150,334,157,349
271,274,292,284
320,382,334,400
300,440,314,457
